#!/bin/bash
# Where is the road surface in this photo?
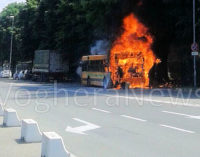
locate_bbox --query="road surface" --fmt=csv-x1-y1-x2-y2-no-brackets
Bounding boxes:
0,78,200,157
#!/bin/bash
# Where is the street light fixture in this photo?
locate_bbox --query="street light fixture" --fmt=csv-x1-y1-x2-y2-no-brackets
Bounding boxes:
9,15,14,77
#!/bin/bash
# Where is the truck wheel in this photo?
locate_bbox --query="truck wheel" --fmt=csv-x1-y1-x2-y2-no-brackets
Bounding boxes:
40,73,49,82
41,73,45,82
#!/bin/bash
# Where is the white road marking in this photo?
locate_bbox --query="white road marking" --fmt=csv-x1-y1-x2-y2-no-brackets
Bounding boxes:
115,95,198,107
162,110,200,120
92,108,111,113
162,111,192,117
188,116,200,119
121,115,147,122
65,118,101,135
9,82,53,87
65,89,200,108
160,124,195,134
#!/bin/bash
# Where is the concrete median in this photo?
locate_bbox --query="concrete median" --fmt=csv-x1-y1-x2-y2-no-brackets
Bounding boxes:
0,104,4,116
41,132,70,157
21,119,42,143
3,108,21,127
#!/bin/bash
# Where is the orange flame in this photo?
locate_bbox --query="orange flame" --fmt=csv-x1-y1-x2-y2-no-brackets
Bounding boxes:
110,13,159,88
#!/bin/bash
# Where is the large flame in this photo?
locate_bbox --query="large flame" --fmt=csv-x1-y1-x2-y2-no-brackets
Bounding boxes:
110,13,159,88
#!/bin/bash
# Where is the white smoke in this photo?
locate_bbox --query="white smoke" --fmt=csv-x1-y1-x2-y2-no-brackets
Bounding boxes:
90,40,110,55
76,66,82,77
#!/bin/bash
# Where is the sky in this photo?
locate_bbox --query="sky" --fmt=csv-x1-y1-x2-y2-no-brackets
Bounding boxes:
0,0,25,12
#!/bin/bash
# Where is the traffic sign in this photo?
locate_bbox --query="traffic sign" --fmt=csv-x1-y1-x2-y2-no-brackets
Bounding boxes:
191,43,199,52
191,52,199,56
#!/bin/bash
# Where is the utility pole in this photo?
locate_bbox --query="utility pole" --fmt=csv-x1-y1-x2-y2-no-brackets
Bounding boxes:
9,16,14,77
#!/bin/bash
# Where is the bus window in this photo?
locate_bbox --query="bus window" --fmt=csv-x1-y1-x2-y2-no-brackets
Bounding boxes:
86,60,105,72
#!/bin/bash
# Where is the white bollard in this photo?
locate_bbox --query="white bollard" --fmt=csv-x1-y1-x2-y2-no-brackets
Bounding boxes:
3,108,21,127
41,132,70,157
0,104,4,116
21,119,42,143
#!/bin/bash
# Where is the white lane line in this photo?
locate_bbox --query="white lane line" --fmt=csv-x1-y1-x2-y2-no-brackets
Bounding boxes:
162,111,192,117
9,83,51,86
92,108,111,113
65,89,200,107
121,115,147,122
160,124,195,134
162,110,200,120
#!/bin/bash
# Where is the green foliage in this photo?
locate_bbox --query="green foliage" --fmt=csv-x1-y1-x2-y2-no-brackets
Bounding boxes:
0,0,199,86
0,2,25,66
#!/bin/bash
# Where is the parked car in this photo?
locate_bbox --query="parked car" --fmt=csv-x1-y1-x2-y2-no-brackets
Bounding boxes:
0,70,12,78
14,61,32,80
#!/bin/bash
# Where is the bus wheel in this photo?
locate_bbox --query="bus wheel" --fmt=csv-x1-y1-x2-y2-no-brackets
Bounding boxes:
87,77,91,86
121,82,130,89
103,77,112,89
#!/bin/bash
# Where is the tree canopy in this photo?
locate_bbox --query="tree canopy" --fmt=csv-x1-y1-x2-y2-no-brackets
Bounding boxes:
0,0,199,86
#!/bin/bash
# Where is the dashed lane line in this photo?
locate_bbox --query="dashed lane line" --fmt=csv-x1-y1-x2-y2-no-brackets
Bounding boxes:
92,108,111,113
121,115,147,122
160,124,195,134
162,110,192,117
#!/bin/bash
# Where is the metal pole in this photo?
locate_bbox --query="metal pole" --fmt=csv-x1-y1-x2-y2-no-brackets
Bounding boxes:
193,0,197,87
194,56,197,87
9,16,14,77
193,0,196,43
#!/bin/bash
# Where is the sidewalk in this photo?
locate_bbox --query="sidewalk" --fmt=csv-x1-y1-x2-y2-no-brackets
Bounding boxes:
0,117,41,157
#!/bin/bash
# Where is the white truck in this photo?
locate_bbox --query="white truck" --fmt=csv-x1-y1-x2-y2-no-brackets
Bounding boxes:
32,50,69,81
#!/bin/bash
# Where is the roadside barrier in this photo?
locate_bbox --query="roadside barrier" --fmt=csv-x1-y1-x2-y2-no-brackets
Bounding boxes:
0,104,3,116
1,108,74,156
3,108,21,127
41,132,70,157
21,119,42,143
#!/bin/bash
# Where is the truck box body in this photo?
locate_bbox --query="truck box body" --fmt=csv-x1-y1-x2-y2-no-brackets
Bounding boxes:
32,50,68,74
32,50,69,81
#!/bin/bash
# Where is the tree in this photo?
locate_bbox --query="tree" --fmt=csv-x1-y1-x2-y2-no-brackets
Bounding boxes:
0,0,199,86
0,2,25,67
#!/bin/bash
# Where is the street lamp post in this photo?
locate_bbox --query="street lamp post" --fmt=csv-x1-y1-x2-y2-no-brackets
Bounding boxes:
9,16,14,77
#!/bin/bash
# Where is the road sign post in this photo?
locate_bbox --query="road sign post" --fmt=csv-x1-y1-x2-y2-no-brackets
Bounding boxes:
194,55,197,87
192,0,197,88
191,48,198,88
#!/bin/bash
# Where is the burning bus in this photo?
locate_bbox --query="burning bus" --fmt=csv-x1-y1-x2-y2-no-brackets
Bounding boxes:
81,53,145,89
81,13,160,89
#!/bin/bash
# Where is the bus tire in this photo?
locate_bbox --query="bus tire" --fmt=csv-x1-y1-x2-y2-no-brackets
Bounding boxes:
103,77,112,89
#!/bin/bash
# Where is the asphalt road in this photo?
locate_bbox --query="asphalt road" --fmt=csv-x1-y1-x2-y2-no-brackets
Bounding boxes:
0,78,200,157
